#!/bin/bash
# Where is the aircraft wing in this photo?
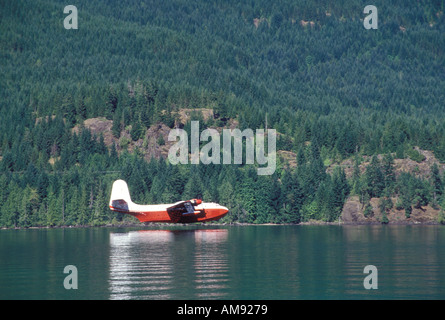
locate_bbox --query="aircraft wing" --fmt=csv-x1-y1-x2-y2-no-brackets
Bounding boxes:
167,199,202,214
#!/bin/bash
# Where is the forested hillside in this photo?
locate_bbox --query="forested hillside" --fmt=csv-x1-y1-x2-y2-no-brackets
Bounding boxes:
1,0,445,227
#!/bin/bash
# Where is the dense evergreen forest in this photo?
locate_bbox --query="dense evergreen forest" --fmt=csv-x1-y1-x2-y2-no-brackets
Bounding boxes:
1,0,445,227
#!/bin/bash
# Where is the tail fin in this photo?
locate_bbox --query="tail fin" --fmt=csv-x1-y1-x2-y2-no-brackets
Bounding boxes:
109,180,134,212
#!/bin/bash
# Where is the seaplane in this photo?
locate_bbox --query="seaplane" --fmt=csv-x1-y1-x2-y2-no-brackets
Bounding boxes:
109,180,229,223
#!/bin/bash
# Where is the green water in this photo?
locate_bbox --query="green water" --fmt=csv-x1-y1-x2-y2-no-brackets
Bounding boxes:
1,225,445,300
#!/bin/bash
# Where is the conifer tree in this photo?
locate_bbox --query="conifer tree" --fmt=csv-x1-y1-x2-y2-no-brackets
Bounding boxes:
239,169,257,223
253,175,273,224
382,153,396,194
62,95,77,128
331,167,349,215
430,163,443,201
297,146,306,166
107,86,118,117
365,155,385,198
76,97,87,121
112,111,122,138
351,156,361,195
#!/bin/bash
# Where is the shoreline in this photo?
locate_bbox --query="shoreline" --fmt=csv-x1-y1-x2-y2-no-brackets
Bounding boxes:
1,220,442,230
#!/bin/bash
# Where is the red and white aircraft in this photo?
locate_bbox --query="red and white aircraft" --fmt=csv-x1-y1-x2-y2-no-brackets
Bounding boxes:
109,180,229,223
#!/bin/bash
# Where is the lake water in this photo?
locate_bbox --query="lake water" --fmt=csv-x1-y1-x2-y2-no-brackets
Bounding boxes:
1,225,445,300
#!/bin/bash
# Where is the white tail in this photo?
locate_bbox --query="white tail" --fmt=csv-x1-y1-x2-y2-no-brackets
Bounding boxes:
109,180,134,212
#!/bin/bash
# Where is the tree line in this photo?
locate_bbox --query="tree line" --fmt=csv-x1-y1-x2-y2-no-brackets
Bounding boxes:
1,113,444,228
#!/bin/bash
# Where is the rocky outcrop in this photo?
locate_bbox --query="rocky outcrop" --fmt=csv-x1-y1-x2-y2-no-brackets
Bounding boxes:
341,196,441,224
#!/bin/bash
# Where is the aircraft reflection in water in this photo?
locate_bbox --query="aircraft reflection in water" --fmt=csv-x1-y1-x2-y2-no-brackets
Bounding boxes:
109,180,229,223
109,229,229,299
